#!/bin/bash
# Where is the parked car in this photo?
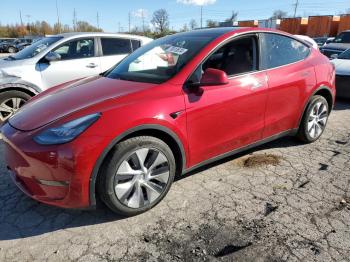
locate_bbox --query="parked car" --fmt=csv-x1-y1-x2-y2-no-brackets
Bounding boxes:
6,38,34,53
331,48,350,98
0,32,152,124
0,39,17,53
2,28,335,216
313,37,334,47
0,38,15,44
320,30,350,58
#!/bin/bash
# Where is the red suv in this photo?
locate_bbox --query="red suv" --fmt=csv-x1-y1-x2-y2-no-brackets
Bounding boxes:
2,28,335,216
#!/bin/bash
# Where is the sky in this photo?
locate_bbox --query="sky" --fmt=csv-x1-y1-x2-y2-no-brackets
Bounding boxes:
0,0,349,32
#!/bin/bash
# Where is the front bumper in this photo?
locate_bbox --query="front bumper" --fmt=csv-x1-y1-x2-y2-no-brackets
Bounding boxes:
336,75,350,99
1,123,93,208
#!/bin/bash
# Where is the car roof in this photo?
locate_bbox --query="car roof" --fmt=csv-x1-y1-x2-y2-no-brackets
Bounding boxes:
173,27,244,38
52,32,152,42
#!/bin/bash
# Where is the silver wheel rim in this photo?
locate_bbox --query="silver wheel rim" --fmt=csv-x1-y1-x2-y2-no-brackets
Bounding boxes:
307,101,328,139
114,147,170,209
0,97,26,122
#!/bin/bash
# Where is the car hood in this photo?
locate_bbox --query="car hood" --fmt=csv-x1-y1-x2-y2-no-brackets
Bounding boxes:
332,59,350,76
322,43,350,51
9,76,157,131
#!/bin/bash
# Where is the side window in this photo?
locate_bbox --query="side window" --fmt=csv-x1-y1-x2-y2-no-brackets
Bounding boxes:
260,33,310,69
131,40,141,51
202,36,257,76
52,38,95,60
101,38,132,56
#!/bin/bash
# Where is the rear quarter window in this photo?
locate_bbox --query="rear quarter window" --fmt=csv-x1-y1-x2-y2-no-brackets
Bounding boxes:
101,38,132,56
260,33,310,70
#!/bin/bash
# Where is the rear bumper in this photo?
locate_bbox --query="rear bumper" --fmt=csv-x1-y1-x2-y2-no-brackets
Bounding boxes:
2,123,92,209
336,75,350,99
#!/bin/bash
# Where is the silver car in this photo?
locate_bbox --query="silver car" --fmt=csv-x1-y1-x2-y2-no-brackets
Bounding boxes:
0,32,152,124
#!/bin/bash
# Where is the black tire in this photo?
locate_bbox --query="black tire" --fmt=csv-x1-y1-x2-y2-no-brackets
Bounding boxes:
98,136,176,216
0,90,31,126
297,95,329,143
7,47,16,53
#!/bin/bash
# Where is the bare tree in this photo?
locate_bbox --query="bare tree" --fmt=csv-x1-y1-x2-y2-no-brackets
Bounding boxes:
206,19,218,28
181,23,189,32
151,9,169,34
225,11,238,22
189,19,198,30
271,10,288,19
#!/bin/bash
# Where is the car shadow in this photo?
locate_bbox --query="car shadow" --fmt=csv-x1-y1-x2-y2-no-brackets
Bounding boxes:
0,101,348,241
333,99,350,111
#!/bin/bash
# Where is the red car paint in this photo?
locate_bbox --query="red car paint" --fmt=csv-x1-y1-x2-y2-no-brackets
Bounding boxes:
2,28,335,209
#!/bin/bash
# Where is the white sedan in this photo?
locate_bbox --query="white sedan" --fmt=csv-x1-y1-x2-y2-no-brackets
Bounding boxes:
331,48,350,98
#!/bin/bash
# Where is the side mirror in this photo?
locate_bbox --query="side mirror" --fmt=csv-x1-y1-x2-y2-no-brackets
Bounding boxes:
45,52,61,62
200,68,229,86
330,54,338,60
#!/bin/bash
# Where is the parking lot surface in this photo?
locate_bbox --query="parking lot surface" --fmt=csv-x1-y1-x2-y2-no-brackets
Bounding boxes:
0,101,349,262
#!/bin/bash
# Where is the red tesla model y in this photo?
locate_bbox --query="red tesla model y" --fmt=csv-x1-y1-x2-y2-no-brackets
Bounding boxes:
2,28,335,216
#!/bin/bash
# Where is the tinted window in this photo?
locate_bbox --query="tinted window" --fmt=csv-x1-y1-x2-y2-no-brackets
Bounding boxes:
334,32,350,44
131,40,141,51
260,33,310,69
101,38,131,55
338,49,350,60
52,38,95,60
202,36,257,76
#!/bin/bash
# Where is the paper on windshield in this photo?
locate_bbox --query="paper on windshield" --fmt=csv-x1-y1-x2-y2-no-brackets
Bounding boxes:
166,46,188,55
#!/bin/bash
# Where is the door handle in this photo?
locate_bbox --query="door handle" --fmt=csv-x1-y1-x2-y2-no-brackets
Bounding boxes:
86,63,98,68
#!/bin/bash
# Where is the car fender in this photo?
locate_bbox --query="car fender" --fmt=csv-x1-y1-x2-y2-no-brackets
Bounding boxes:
88,124,187,207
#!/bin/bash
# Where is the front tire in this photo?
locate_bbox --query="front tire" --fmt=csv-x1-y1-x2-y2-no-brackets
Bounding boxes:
0,91,31,125
297,95,329,143
98,136,176,216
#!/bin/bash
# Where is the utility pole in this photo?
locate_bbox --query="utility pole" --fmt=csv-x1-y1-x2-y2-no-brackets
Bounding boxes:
73,8,77,31
141,9,145,33
200,6,203,28
55,0,61,33
128,12,131,33
293,0,299,18
19,10,23,27
97,12,100,30
26,14,31,34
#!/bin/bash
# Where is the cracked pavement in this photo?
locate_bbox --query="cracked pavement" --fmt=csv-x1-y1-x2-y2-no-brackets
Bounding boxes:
0,101,349,261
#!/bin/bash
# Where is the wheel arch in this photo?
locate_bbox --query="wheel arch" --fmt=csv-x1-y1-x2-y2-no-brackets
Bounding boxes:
298,85,334,128
0,83,40,97
89,124,187,207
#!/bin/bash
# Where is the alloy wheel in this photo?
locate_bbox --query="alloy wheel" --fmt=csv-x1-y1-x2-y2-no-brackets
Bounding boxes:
114,147,170,209
307,101,328,139
0,97,26,122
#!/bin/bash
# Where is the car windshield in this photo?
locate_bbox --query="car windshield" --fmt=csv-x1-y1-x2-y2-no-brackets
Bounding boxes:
105,34,214,84
333,32,350,44
9,37,63,60
338,49,350,59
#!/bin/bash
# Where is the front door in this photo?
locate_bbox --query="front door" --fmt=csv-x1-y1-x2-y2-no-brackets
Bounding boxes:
39,37,101,90
184,35,269,166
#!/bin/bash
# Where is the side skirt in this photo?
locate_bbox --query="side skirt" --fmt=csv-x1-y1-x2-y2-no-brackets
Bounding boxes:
182,129,298,175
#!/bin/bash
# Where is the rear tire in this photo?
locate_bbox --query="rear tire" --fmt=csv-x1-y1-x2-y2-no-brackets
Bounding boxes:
0,90,31,126
98,136,176,216
297,95,329,143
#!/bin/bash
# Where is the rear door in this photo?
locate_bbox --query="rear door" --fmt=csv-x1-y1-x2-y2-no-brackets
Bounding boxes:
259,33,316,138
39,37,101,89
99,37,134,72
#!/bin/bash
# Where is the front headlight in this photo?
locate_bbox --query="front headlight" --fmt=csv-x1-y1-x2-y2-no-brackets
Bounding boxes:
34,113,101,145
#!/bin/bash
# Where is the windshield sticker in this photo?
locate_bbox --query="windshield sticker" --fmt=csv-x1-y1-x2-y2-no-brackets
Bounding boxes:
166,46,188,55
